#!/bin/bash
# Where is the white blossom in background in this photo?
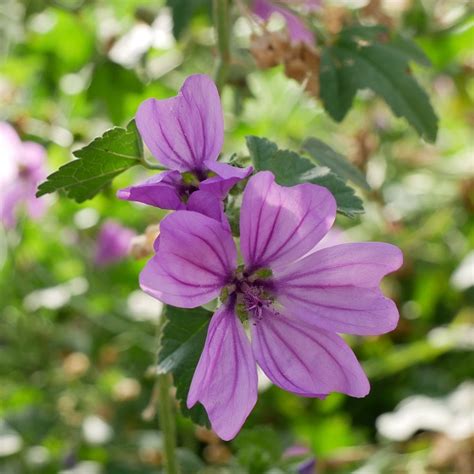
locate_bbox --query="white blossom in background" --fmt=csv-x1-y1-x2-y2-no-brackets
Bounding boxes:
82,416,113,445
109,11,175,68
376,382,474,441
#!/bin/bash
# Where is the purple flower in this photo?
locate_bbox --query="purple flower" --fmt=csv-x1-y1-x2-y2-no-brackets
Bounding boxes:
0,122,48,229
140,171,402,440
252,0,318,46
118,75,252,219
95,220,136,266
284,445,317,474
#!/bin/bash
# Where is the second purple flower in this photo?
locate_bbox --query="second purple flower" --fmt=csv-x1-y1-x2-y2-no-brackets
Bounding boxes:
118,74,252,221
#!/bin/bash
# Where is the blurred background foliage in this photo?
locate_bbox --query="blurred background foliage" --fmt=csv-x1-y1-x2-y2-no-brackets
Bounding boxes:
0,0,473,472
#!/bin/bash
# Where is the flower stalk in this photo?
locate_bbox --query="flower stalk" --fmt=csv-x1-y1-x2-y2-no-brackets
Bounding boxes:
213,0,231,90
157,372,179,474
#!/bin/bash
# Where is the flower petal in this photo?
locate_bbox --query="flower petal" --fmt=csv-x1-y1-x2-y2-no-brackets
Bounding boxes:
200,162,253,199
117,170,184,210
186,190,230,230
240,171,336,270
188,302,258,440
273,243,403,335
252,0,315,46
251,310,370,397
136,74,224,172
139,211,236,307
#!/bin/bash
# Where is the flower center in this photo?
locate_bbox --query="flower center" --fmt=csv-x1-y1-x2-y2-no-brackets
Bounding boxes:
221,267,277,324
179,170,217,203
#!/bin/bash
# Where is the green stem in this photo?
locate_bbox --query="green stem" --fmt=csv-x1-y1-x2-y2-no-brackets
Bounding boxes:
139,155,167,170
213,0,231,90
157,373,180,474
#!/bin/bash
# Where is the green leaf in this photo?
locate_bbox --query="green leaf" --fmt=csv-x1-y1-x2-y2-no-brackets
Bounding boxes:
247,136,364,217
166,0,211,38
302,137,370,191
36,121,142,203
158,305,211,427
320,25,438,142
320,47,357,122
391,34,432,66
234,427,283,473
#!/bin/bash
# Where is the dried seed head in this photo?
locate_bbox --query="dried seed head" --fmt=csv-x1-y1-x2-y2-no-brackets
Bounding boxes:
250,31,291,69
323,6,349,35
284,43,320,97
130,224,160,259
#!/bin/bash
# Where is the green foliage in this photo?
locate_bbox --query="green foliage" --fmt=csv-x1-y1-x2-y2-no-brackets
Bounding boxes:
233,427,283,474
247,136,364,217
302,137,370,191
36,121,143,203
157,306,211,427
320,25,438,142
88,60,144,124
166,0,211,38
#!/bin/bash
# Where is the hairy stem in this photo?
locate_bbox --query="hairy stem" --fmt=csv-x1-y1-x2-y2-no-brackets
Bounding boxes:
213,0,231,90
158,373,179,474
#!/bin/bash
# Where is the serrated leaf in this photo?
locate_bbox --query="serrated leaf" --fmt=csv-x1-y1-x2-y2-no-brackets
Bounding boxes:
320,25,438,142
300,167,364,218
158,305,211,427
391,34,431,66
302,137,370,191
36,121,142,202
320,48,357,122
247,136,364,217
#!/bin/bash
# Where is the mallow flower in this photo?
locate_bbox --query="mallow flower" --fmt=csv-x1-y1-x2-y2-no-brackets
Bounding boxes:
118,74,252,221
141,171,402,440
0,122,48,229
95,220,136,266
252,0,319,46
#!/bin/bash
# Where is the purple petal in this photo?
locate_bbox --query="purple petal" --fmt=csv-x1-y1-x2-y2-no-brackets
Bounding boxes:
240,171,336,271
136,74,224,172
0,185,23,229
117,170,184,210
95,220,136,266
273,243,403,335
252,0,315,46
200,162,253,199
187,302,258,440
139,211,236,308
186,190,230,230
251,310,370,397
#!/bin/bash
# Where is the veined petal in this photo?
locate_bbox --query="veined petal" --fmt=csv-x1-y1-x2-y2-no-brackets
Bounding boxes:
139,211,236,307
117,170,184,210
240,171,336,271
201,161,253,199
186,190,230,230
251,310,370,397
273,243,403,335
187,302,258,441
136,74,224,172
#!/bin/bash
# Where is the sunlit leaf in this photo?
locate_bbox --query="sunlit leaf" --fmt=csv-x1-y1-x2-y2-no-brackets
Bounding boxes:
36,121,142,203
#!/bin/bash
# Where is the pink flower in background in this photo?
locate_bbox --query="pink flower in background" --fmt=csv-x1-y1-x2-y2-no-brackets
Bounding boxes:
140,171,403,440
118,74,252,223
95,220,136,266
283,445,317,474
252,0,318,46
0,122,48,229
